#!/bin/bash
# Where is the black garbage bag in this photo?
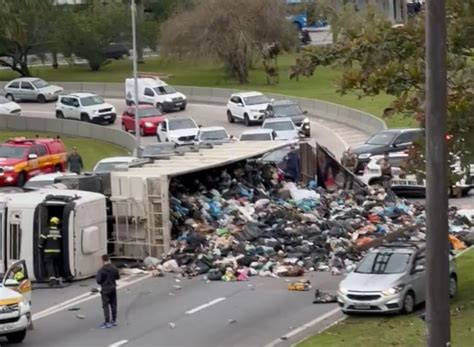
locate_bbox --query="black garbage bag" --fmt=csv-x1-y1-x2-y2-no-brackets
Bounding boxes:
208,268,223,281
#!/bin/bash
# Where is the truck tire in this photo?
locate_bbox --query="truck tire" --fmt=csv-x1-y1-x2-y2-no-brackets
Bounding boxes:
227,110,235,123
37,94,46,103
17,172,26,187
80,113,90,123
6,93,14,101
244,113,251,127
6,329,27,343
56,111,64,119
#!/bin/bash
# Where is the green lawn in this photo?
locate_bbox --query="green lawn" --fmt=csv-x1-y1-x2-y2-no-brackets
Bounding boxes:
0,131,128,170
0,55,416,128
298,248,474,347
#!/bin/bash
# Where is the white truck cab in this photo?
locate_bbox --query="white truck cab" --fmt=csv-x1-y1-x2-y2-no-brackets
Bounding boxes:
125,77,187,112
0,260,33,343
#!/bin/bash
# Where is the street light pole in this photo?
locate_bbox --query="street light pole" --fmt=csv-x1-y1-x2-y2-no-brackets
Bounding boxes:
425,0,450,344
131,0,141,155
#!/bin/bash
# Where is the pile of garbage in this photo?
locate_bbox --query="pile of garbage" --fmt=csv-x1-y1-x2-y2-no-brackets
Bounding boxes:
145,160,473,281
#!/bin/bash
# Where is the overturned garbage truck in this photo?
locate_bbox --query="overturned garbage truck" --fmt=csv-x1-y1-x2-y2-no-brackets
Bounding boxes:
0,189,107,281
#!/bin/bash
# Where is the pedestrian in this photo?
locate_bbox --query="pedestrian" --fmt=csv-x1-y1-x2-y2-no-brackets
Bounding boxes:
285,145,300,182
67,146,83,174
96,254,120,329
377,152,393,191
39,217,63,286
341,147,358,173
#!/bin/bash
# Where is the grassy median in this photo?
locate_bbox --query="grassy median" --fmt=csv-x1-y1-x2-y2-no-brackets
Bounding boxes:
298,248,474,347
0,55,416,129
0,131,128,170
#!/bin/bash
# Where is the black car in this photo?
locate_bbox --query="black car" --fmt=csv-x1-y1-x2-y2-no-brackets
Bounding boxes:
265,100,311,137
352,128,424,173
105,43,130,60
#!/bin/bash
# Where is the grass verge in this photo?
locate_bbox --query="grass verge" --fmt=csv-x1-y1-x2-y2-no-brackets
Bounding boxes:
0,131,128,170
0,55,416,129
298,248,474,347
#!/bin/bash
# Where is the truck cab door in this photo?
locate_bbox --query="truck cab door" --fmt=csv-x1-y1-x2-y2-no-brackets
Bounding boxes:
158,121,168,141
3,260,32,304
143,88,156,105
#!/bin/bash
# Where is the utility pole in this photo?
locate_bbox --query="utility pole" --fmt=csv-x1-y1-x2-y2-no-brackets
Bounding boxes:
131,0,141,156
425,0,450,344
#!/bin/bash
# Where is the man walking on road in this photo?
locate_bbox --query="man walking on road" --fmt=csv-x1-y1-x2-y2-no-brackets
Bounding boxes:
67,146,83,174
96,255,120,329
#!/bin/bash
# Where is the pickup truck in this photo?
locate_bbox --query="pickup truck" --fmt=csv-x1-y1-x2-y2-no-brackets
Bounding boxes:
0,137,67,187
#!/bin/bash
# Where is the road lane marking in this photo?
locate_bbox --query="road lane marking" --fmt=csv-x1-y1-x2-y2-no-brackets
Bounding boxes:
32,274,151,321
185,297,226,315
109,339,128,347
264,307,341,347
310,120,349,150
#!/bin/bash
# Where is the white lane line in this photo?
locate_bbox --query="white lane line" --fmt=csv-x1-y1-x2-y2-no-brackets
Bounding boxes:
264,307,341,347
310,120,349,149
109,339,128,347
185,297,226,315
32,274,151,321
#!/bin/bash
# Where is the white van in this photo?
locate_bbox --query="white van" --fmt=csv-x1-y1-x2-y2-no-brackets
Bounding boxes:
125,77,187,112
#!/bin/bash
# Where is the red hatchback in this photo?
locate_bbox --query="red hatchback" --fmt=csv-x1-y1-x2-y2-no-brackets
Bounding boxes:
121,105,164,136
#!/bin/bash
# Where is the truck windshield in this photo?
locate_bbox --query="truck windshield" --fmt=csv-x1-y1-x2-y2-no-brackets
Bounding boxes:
81,96,105,106
244,95,269,106
264,121,294,131
355,252,411,274
169,119,196,130
0,146,27,159
273,104,302,117
154,86,177,95
240,133,272,141
200,130,228,140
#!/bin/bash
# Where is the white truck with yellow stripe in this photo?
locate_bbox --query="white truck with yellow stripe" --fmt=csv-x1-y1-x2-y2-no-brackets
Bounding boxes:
0,260,32,343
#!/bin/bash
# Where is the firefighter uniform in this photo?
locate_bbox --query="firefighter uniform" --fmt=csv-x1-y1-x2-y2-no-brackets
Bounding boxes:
39,217,62,283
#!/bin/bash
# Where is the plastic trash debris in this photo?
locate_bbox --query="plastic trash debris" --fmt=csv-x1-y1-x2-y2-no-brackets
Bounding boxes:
288,280,311,291
169,322,176,329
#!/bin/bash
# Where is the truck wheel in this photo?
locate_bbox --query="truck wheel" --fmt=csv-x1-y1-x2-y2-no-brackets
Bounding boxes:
37,94,46,103
227,110,235,123
6,329,27,343
80,113,90,123
401,291,415,314
244,113,251,127
17,172,26,187
56,111,64,119
6,93,14,101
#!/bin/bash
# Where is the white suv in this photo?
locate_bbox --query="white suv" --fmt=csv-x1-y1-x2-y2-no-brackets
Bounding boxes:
226,92,271,126
55,93,117,124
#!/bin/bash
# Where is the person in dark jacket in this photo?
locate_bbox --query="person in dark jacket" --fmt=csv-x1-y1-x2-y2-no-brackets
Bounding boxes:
96,254,120,329
67,146,83,174
39,216,63,286
286,145,300,182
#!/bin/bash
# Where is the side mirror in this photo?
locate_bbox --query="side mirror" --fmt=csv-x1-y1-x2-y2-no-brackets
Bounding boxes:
28,153,38,160
237,103,243,107
4,278,18,287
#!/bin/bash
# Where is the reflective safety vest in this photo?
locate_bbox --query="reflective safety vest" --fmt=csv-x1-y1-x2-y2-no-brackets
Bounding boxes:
40,226,62,253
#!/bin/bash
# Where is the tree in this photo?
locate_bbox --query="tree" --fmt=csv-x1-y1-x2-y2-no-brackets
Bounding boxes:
0,0,54,76
290,3,474,174
57,1,131,71
160,0,296,84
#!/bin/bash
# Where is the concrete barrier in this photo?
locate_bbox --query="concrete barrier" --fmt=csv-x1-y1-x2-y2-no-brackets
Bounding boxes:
0,114,137,154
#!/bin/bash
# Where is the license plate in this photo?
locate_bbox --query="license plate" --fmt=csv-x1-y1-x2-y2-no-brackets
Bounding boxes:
354,304,370,310
104,115,111,119
175,103,183,106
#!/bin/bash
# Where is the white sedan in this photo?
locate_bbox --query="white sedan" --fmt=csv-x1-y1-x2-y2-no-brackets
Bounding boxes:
262,117,299,141
0,96,21,115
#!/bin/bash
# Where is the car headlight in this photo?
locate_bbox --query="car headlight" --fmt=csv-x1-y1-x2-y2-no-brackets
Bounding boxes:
182,95,187,100
358,153,372,159
165,98,173,103
3,166,14,172
303,117,310,123
144,122,153,127
382,285,405,296
338,287,348,295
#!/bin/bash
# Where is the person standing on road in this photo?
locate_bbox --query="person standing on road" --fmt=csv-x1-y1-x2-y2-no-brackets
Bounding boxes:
341,147,358,173
67,146,83,174
378,152,393,191
96,255,120,329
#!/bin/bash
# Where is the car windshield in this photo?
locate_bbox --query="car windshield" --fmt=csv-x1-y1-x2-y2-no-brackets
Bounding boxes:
244,95,270,106
264,121,294,131
0,146,26,159
367,132,397,145
355,252,411,274
0,96,10,104
154,85,177,95
81,96,105,106
200,130,228,140
240,133,272,141
32,79,49,89
273,104,303,117
169,118,196,130
138,108,162,118
94,162,128,172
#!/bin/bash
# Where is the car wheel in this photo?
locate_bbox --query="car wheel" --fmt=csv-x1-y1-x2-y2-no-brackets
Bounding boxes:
80,113,90,123
5,93,14,101
140,127,145,136
156,103,163,113
17,172,26,187
449,275,457,298
54,164,63,172
56,111,64,119
179,106,186,111
227,110,235,124
401,291,415,314
244,113,251,127
37,94,46,103
6,329,26,343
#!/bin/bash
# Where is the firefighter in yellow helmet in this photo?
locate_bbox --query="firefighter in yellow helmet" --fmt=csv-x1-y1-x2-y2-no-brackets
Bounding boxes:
39,217,62,286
